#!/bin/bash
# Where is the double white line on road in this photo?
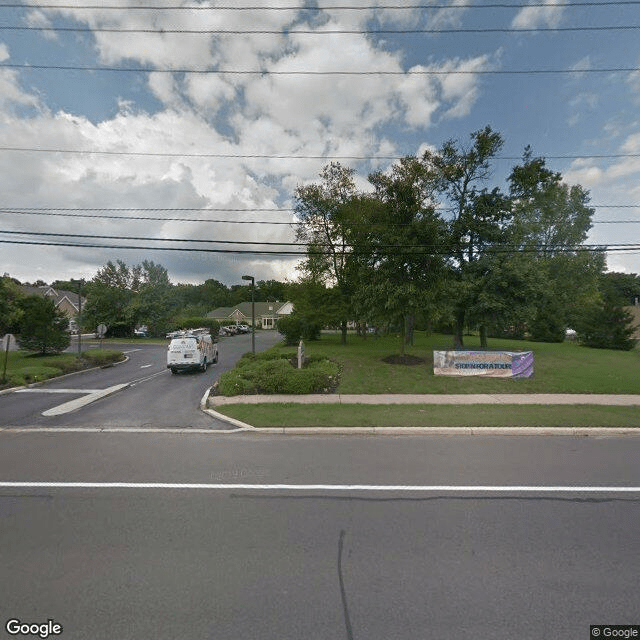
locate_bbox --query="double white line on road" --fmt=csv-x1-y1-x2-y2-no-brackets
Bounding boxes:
0,483,639,493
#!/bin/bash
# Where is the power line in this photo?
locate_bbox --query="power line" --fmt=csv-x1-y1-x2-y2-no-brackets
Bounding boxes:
1,62,636,75
3,25,639,34
0,237,634,255
1,146,640,161
3,2,639,9
1,208,639,226
0,228,634,250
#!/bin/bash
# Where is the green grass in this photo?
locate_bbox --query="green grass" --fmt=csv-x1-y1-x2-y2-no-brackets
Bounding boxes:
264,332,640,395
216,403,640,429
1,349,124,388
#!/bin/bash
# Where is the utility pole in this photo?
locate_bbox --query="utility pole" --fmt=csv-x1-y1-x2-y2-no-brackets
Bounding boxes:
241,275,255,356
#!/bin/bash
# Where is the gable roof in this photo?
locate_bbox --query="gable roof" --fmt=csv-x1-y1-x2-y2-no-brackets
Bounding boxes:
207,301,293,320
20,285,85,314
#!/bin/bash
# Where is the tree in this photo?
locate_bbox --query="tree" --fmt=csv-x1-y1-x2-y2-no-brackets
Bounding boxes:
509,149,603,342
18,295,70,355
422,126,506,347
83,260,138,334
294,162,361,344
0,276,24,335
353,157,447,355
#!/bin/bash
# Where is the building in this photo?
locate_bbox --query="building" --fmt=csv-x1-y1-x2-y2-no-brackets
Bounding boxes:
206,301,293,329
20,285,85,325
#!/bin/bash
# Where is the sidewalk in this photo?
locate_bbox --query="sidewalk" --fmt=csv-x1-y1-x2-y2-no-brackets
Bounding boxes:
209,393,640,406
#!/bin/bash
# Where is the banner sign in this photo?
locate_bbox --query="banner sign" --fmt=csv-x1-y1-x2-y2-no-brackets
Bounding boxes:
433,351,534,378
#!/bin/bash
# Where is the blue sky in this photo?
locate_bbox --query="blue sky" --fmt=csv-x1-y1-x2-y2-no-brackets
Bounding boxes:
0,0,639,286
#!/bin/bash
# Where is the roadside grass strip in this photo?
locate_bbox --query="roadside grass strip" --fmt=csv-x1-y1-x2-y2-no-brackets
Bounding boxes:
214,403,640,429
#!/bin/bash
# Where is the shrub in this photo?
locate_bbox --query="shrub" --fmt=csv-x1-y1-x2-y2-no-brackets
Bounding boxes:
217,354,339,396
82,350,125,367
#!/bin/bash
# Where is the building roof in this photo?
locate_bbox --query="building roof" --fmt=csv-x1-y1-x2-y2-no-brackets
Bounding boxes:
207,301,292,320
20,285,85,314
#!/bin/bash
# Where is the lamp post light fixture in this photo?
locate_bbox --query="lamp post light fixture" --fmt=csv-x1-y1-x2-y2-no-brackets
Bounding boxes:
241,275,255,356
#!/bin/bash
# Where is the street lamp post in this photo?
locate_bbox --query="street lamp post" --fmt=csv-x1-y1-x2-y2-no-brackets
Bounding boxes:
71,279,84,358
241,275,255,356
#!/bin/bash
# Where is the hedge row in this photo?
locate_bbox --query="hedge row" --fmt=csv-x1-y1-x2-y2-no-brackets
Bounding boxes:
217,352,339,396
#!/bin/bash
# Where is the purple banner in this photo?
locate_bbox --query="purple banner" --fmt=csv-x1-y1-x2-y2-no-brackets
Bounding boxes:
433,351,534,378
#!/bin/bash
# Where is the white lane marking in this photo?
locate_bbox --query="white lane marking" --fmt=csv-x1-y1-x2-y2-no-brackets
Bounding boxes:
0,483,638,493
140,364,153,369
129,369,168,386
15,388,103,394
41,384,128,417
123,349,142,354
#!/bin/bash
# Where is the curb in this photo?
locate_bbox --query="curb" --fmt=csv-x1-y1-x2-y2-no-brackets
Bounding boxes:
200,385,256,432
241,427,640,436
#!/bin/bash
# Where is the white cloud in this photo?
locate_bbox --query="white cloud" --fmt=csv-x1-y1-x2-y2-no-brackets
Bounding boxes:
511,0,565,29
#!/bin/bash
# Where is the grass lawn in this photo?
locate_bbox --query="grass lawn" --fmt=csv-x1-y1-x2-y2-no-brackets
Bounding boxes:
216,403,640,429
1,349,124,388
213,331,640,428
269,331,640,394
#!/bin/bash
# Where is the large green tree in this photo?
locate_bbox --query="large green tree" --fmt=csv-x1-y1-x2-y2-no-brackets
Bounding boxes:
0,276,24,335
353,157,447,355
18,295,70,355
422,126,507,347
294,162,361,344
509,149,603,342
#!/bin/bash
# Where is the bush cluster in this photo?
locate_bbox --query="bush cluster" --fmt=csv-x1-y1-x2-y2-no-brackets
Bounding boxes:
82,349,125,367
217,352,339,396
276,315,322,346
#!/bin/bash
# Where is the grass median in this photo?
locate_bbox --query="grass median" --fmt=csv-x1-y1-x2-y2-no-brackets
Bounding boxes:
215,403,640,429
211,331,640,428
1,349,125,388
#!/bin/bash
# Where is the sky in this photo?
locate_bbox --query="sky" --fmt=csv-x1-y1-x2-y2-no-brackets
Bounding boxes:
0,0,639,287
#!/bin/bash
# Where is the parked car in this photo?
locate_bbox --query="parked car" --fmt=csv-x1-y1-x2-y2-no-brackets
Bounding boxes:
236,324,250,334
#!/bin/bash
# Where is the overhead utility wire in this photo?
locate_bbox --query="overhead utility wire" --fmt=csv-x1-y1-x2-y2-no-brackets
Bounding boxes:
1,209,637,226
0,238,636,255
4,2,639,9
3,25,638,34
1,62,636,75
1,208,639,224
1,229,635,250
1,146,639,161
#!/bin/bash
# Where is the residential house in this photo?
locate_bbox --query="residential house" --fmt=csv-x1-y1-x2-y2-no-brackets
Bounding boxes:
207,301,293,329
20,285,85,325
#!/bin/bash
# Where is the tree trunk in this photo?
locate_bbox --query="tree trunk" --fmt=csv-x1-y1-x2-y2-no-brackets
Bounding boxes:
405,314,415,346
454,309,465,348
480,324,488,348
399,316,406,356
341,320,347,345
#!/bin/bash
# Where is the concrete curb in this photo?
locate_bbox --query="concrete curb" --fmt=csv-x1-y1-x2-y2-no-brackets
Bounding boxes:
199,385,256,432
243,427,640,436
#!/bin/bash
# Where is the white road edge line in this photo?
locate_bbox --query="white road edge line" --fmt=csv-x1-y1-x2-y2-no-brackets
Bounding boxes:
41,384,129,417
0,483,639,492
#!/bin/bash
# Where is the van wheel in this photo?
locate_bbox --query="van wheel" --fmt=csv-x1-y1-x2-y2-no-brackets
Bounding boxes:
170,368,177,375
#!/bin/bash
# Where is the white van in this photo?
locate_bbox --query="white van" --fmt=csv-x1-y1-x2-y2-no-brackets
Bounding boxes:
167,331,218,374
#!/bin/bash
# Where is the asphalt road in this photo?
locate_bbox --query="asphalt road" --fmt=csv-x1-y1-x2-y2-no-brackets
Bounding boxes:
1,433,639,640
0,331,282,429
